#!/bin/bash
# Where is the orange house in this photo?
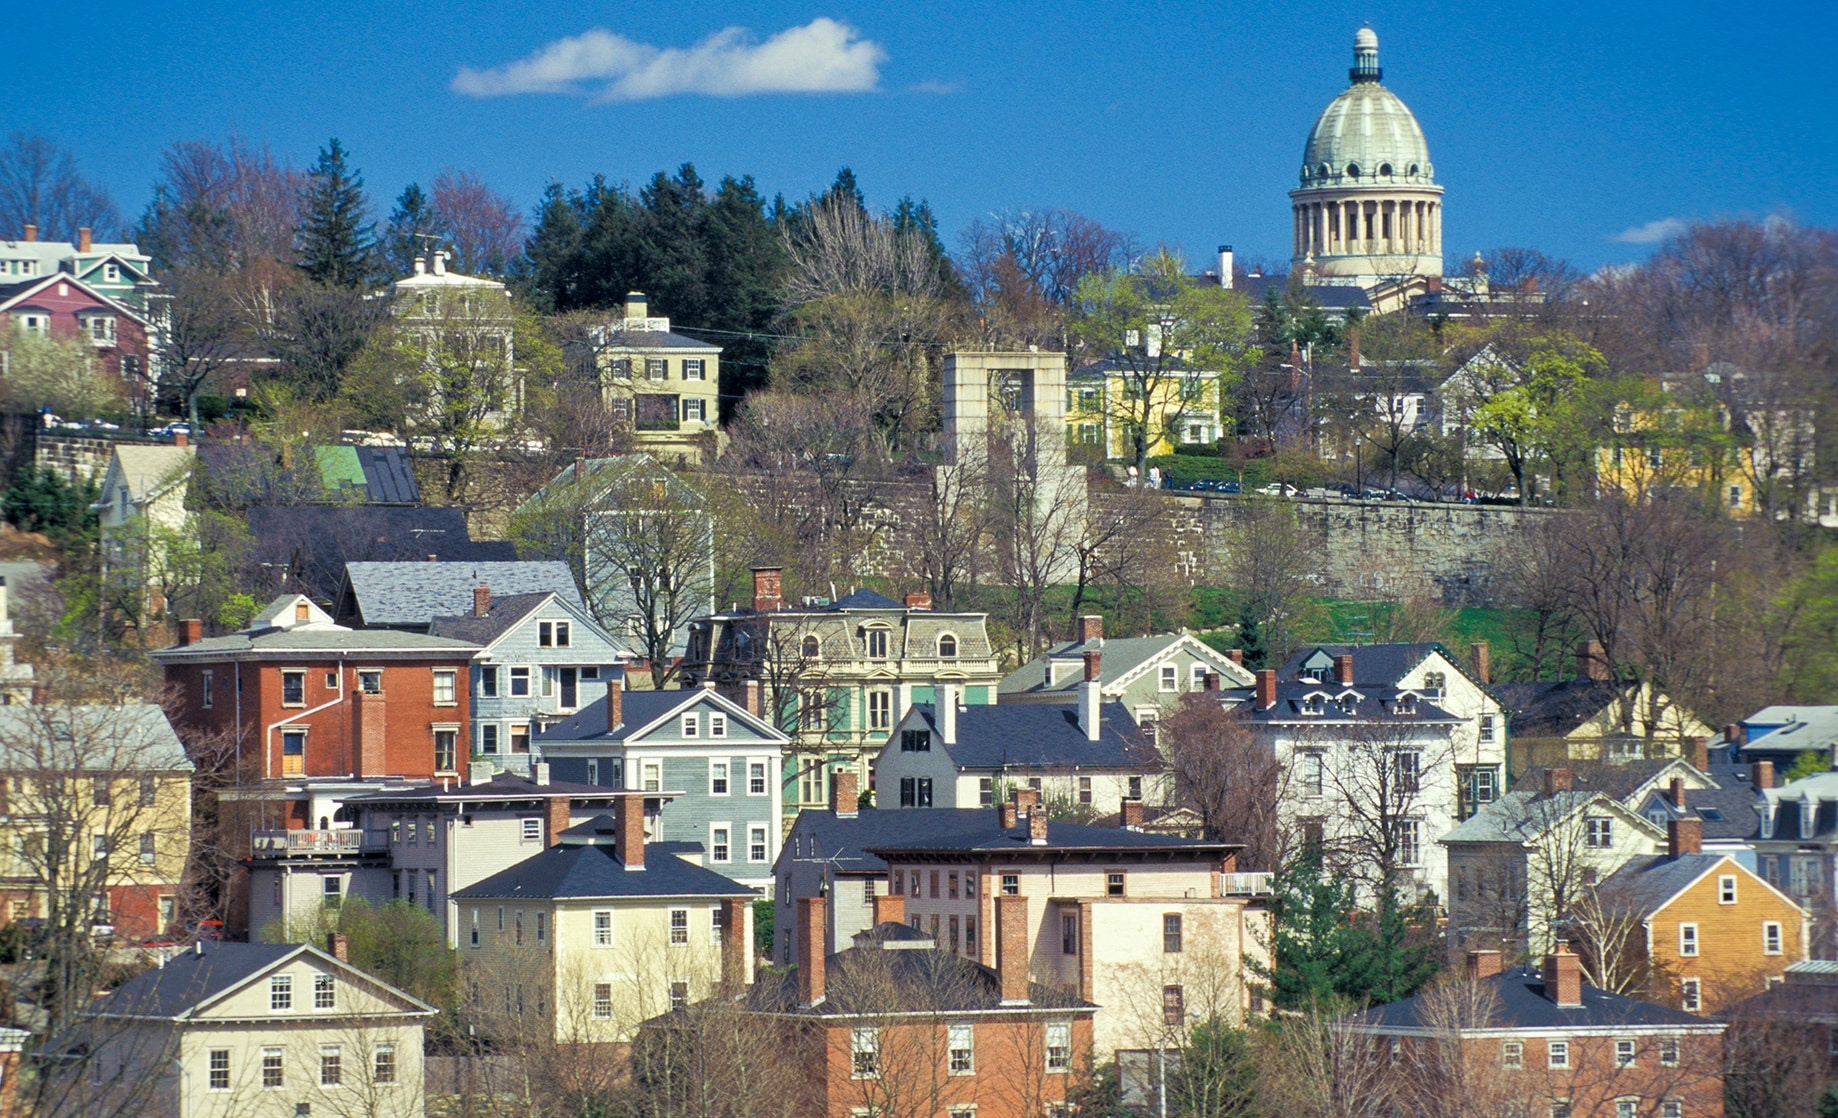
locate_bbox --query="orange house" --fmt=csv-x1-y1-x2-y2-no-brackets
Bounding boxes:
1592,820,1807,1015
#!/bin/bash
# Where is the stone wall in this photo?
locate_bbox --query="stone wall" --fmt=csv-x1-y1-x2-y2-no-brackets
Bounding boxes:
33,433,160,482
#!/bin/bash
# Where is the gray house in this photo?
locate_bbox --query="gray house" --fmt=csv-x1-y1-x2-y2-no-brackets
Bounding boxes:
998,616,1255,726
335,560,582,631
533,680,787,889
427,588,632,774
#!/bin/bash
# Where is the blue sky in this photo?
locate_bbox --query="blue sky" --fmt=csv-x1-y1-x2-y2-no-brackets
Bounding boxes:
8,1,1834,273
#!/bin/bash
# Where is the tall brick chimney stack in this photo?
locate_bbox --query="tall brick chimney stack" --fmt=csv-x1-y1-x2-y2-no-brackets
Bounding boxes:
1076,615,1103,644
1470,641,1491,684
615,794,645,870
1256,670,1277,709
1543,768,1574,795
751,567,783,612
1577,641,1609,681
21,224,36,243
78,227,91,253
473,585,490,617
1669,778,1686,809
1752,761,1775,790
1668,818,1702,859
798,897,826,1006
872,893,905,927
996,895,1030,1005
606,678,623,735
1465,949,1501,981
1227,649,1245,665
1685,736,1709,772
178,619,203,646
1334,654,1355,685
830,770,859,817
1203,672,1221,692
1542,948,1582,1007
326,932,348,962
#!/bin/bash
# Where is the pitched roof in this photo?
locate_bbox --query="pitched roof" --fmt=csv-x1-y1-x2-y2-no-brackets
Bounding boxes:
907,702,1151,770
1279,643,1447,685
534,686,784,746
427,592,556,645
1229,682,1461,726
1340,966,1718,1033
866,818,1234,857
1742,706,1838,756
451,841,756,901
0,704,190,771
343,560,581,628
246,505,516,604
783,808,1005,875
86,942,436,1021
344,771,621,805
1597,853,1735,916
824,588,906,611
1494,679,1627,737
1240,274,1373,311
744,944,1094,1017
1438,788,1626,846
107,445,194,502
1519,758,1696,803
999,633,1253,695
199,443,422,507
150,624,478,659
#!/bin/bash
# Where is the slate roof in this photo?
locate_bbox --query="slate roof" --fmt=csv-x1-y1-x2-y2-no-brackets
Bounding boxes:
427,592,556,646
1279,643,1445,685
0,704,192,771
867,818,1233,857
247,505,516,604
824,588,906,611
1230,682,1461,726
1000,633,1251,695
1240,274,1373,312
1494,679,1628,738
150,624,477,659
342,560,581,628
534,687,781,745
1439,788,1614,846
345,771,622,805
1519,759,1692,803
86,942,434,1021
1742,706,1838,758
783,808,1005,875
199,444,422,507
597,328,720,350
1340,966,1717,1032
451,841,756,901
744,944,1095,1016
1597,853,1734,916
906,701,1152,770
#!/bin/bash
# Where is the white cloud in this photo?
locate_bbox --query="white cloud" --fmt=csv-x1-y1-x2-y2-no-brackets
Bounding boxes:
451,18,887,101
1611,217,1688,245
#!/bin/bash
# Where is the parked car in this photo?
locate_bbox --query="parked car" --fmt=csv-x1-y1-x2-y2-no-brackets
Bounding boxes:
149,422,191,438
1257,482,1299,498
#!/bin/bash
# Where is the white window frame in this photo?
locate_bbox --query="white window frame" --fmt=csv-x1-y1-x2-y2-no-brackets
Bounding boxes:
1547,1038,1569,1069
1659,1036,1680,1067
1681,977,1701,1011
270,974,292,1011
1159,665,1178,692
593,910,613,946
593,982,613,1019
750,825,768,863
521,817,542,843
709,760,729,795
1718,874,1737,904
1045,1021,1072,1072
1764,920,1783,955
851,1027,881,1079
433,669,457,705
670,908,689,945
711,825,731,864
710,713,727,738
948,1021,975,1075
1614,1037,1635,1068
1500,1039,1522,1068
749,762,767,795
1679,923,1699,956
682,713,700,738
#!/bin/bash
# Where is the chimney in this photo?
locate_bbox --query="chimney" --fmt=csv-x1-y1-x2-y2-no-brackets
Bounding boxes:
1542,949,1582,1007
830,770,859,817
1076,615,1103,644
325,933,348,963
173,431,189,448
469,761,495,786
719,897,749,989
999,802,1018,829
1203,672,1221,692
1121,799,1144,830
21,225,35,243
625,291,649,321
751,567,783,612
355,689,386,777
78,227,92,253
742,678,761,718
606,678,623,735
616,796,645,870
995,895,1030,1005
473,585,490,617
1256,670,1277,709
545,794,569,846
903,591,933,610
1724,723,1742,744
0,576,9,623
535,762,551,786
413,255,426,276
797,896,826,1006
1576,641,1609,682
1668,818,1702,859
178,619,203,646
1227,649,1244,665
1217,245,1234,289
1078,676,1102,742
1669,778,1686,809
1752,760,1775,790
1465,949,1502,981
1543,768,1574,795
431,251,446,276
938,684,957,745
1013,787,1041,812
1334,654,1355,686
1028,807,1049,846
872,893,905,927
1470,641,1491,684
1685,736,1709,773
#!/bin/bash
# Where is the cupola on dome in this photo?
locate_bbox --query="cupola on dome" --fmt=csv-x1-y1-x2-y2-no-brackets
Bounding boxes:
1299,28,1433,188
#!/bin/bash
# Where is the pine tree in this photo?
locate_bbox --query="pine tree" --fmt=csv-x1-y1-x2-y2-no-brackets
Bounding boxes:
701,175,785,401
892,195,964,297
381,182,445,278
296,138,376,287
1234,600,1268,669
517,180,587,312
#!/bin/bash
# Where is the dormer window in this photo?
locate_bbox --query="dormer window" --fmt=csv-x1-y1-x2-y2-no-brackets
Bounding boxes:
864,628,889,660
937,634,957,659
801,635,822,660
103,263,119,282
1801,799,1815,840
1396,694,1417,714
1301,695,1324,715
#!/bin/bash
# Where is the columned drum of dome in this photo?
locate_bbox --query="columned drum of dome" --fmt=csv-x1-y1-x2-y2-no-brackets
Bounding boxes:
1289,28,1444,288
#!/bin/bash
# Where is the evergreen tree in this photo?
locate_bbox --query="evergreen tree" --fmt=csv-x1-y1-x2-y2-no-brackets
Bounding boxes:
701,175,785,402
296,138,376,287
820,166,867,214
1,465,99,544
634,164,710,324
517,180,588,312
1252,853,1439,1009
893,195,964,298
1235,600,1268,669
1168,1019,1261,1118
381,182,445,278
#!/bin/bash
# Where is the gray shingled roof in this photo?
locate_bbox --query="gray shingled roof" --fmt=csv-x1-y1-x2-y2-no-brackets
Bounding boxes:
0,704,191,771
452,841,756,901
343,561,582,628
1341,966,1718,1032
1597,853,1736,917
150,626,478,659
248,505,516,604
910,702,1151,770
868,818,1231,857
1439,788,1608,845
534,687,781,745
1000,633,1233,695
87,943,434,1021
344,771,620,805
783,808,1003,875
1280,643,1446,685
824,588,906,611
744,944,1095,1016
1230,682,1461,726
427,592,555,646
1495,679,1627,738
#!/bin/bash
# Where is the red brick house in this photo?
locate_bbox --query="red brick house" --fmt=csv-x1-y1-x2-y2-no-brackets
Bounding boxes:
150,594,479,789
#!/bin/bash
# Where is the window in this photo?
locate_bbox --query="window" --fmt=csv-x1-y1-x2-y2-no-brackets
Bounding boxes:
1162,986,1185,1026
509,667,531,696
1078,776,1092,804
1547,1039,1569,1069
202,670,214,708
682,398,707,422
646,358,667,380
511,724,530,753
750,826,768,862
670,908,689,945
480,724,499,755
262,1048,284,1088
749,762,767,795
538,621,572,647
1159,665,1178,692
434,729,457,772
594,910,613,946
433,670,457,704
1719,875,1737,904
593,983,613,1018
1047,1021,1072,1070
1500,1039,1522,1068
1062,913,1080,954
644,762,662,791
1421,671,1446,693
138,832,156,865
1398,819,1422,866
1681,978,1701,1011
1586,817,1613,848
470,909,481,947
899,777,932,808
521,817,541,843
865,629,889,659
712,827,730,863
852,1028,880,1078
1730,485,1743,509
1660,1037,1680,1066
1001,874,1019,896
1163,913,1183,953
321,1046,342,1086
374,1046,396,1084
282,670,306,705
1679,923,1699,956
670,981,688,1009
1614,1038,1636,1068
868,690,892,730
710,761,728,794
208,1049,230,1090
271,975,293,1011
710,713,727,738
798,690,827,731
479,666,498,697
1479,714,1495,742
1300,751,1324,796
937,633,958,659
801,634,822,659
683,358,705,380
314,973,336,1009
1107,871,1125,897
980,777,994,806
948,1022,974,1074
1661,1102,1682,1118
1393,751,1420,793
1551,1104,1571,1118
1765,921,1784,955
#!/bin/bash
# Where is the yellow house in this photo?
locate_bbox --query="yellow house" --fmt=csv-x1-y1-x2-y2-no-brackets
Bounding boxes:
1495,646,1716,775
1065,360,1226,459
451,799,755,1046
574,292,724,466
1596,399,1757,517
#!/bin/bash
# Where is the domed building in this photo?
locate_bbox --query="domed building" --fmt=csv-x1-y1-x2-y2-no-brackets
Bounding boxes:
1290,27,1444,297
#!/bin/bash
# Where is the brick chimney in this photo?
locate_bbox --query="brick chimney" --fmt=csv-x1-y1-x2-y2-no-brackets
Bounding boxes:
1227,649,1244,665
1014,787,1042,812
174,431,189,448
1076,615,1103,644
1470,641,1491,684
1669,778,1686,809
1724,723,1744,744
1752,761,1775,790
1256,670,1277,709
797,896,826,1006
872,893,905,927
1684,736,1709,772
719,897,750,989
21,224,35,243
473,585,490,617
1334,654,1355,685
1121,799,1144,830
78,227,91,253
1576,641,1609,682
742,678,761,718
1465,949,1501,981
996,895,1030,1005
178,619,203,646
751,567,783,612
1542,948,1582,1007
546,795,571,847
1668,818,1702,859
999,802,1018,829
606,678,623,735
1543,768,1574,795
325,932,348,963
615,796,645,870
903,591,933,610
355,690,387,777
1203,672,1221,692
831,770,859,817
1027,807,1049,846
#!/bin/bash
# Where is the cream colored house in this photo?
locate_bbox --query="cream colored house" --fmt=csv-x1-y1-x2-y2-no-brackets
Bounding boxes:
998,616,1256,727
451,796,755,1045
573,292,723,464
54,939,434,1118
1496,645,1715,774
97,442,196,622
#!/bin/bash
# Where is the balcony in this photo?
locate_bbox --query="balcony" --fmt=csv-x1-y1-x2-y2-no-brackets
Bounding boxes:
250,830,384,858
1222,872,1274,897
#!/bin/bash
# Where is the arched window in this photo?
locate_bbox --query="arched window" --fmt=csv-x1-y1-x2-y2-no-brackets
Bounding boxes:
801,635,821,660
1378,163,1393,177
938,634,958,659
1345,162,1361,178
865,629,889,660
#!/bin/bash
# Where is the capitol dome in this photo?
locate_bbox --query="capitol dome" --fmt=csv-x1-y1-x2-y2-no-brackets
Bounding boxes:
1299,79,1433,188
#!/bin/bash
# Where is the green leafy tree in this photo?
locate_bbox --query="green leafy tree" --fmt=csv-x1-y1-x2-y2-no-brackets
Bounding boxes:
295,138,376,287
2,464,99,543
1254,854,1438,1010
1168,1017,1261,1118
1463,333,1606,504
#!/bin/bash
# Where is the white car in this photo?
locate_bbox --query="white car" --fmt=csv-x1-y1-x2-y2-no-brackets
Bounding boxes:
1257,482,1299,498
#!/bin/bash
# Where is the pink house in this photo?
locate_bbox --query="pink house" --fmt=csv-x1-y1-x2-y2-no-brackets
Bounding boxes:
0,270,152,400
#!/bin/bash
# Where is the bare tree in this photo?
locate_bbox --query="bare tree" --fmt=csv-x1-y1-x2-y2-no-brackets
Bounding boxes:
1157,695,1290,869
958,207,1133,349
0,131,121,242
429,169,527,277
